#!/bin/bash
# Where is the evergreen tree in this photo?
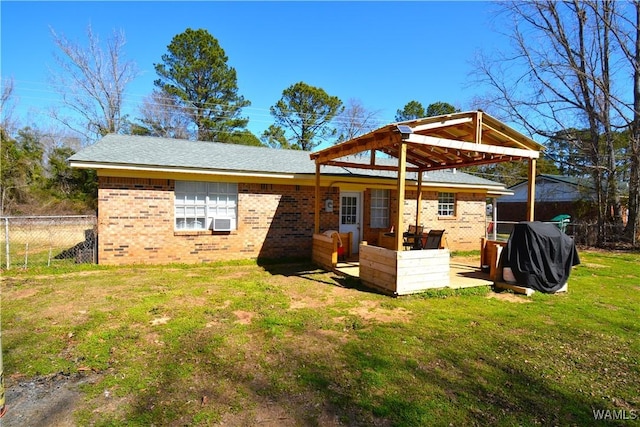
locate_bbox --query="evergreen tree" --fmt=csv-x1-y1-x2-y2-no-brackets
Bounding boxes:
267,81,343,151
426,102,459,117
395,100,425,122
154,28,250,143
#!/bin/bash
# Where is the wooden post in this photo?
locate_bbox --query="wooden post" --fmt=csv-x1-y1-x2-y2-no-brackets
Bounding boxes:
526,158,536,222
314,162,321,234
492,196,498,241
474,110,483,143
416,170,423,231
395,142,407,251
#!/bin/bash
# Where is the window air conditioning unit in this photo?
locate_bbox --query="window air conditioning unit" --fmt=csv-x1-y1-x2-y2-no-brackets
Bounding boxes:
212,218,232,231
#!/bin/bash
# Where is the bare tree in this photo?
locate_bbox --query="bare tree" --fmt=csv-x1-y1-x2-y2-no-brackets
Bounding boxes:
49,25,139,143
472,0,638,245
135,89,193,139
1,77,17,133
334,98,382,143
606,0,640,242
629,1,640,243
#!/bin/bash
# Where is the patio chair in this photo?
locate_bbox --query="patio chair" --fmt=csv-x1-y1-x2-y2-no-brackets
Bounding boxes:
403,225,424,250
423,229,445,249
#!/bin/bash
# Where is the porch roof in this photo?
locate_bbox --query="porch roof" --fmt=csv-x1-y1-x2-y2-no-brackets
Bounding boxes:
310,111,543,249
310,111,542,171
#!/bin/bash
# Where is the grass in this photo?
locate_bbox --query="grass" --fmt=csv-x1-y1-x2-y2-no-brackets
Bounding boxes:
2,250,639,426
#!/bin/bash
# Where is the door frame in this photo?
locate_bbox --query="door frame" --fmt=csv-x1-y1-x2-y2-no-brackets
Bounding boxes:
339,191,363,254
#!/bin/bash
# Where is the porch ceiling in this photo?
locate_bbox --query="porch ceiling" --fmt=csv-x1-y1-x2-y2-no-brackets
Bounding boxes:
310,111,543,171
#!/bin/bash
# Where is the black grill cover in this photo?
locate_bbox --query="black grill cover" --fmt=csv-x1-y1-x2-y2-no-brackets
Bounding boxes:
503,222,580,293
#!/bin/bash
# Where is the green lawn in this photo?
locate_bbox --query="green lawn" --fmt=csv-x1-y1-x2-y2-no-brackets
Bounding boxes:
2,251,639,426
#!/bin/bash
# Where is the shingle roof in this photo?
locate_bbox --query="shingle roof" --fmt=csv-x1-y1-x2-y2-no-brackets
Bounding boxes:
70,134,506,188
509,174,595,190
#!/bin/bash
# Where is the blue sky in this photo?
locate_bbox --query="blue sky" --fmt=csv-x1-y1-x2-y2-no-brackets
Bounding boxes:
1,1,506,145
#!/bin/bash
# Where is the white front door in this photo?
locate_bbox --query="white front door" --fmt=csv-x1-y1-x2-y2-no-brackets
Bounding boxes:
339,192,362,254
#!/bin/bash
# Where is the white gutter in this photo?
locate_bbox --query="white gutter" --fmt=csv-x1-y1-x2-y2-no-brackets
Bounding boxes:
69,161,297,180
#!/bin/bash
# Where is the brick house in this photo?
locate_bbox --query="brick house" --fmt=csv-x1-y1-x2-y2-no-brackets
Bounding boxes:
70,134,512,265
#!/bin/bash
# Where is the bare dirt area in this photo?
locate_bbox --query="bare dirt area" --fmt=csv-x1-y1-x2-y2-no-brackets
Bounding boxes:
486,292,533,303
3,372,100,427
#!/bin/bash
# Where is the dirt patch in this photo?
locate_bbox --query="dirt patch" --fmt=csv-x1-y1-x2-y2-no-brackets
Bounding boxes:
149,316,171,326
216,300,232,309
3,372,100,427
289,294,334,310
486,292,532,303
10,288,39,300
233,310,256,324
349,300,413,323
29,270,108,281
215,396,356,427
582,262,608,269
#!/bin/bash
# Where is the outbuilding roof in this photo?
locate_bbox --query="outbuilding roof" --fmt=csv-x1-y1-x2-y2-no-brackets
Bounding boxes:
510,174,595,190
69,134,508,190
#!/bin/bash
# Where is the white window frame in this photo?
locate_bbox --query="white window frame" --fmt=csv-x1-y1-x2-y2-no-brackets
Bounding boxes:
370,189,390,228
438,192,456,217
174,181,238,230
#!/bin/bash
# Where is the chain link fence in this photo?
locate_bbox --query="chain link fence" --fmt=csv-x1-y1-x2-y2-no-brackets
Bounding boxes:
485,219,639,248
1,216,634,270
1,216,97,269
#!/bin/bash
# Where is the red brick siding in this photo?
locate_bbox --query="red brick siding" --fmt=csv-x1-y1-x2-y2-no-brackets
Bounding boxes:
361,189,486,251
97,177,339,265
98,177,488,264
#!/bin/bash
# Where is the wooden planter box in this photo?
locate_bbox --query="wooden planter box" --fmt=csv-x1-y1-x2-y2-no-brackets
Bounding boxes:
311,232,352,270
359,243,450,296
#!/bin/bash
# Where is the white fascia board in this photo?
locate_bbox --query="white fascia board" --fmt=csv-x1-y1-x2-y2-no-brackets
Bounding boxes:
405,134,540,159
69,161,296,179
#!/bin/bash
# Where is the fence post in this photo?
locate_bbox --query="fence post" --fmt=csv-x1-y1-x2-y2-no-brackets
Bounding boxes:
4,218,8,270
0,322,5,418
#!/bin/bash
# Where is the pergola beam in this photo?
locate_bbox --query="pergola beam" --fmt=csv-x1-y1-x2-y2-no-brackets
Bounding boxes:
310,129,396,164
409,117,473,133
482,122,534,151
325,160,420,173
404,134,540,159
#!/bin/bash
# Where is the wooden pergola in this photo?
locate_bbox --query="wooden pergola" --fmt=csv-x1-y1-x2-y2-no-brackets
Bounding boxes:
310,110,543,252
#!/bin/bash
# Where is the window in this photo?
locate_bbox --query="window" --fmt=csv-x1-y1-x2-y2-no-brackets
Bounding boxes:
438,192,455,217
175,181,237,230
341,195,358,225
370,189,390,228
